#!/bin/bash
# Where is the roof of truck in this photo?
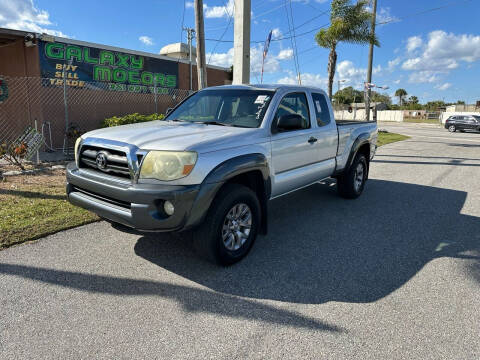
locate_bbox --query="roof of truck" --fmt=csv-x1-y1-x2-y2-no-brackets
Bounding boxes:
205,84,326,93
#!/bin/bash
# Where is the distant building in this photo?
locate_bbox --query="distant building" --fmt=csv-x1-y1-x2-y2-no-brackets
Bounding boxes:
0,27,232,147
446,104,480,112
351,102,388,111
160,42,196,61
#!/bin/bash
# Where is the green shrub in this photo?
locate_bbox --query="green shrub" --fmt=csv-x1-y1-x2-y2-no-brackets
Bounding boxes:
102,113,165,128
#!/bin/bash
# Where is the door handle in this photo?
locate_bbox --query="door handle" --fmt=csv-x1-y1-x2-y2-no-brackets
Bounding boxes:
308,137,318,144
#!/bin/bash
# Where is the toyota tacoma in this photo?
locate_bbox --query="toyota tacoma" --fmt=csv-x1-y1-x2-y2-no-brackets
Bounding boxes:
67,85,377,265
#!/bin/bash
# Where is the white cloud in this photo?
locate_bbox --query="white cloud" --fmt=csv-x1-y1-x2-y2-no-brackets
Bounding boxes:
336,60,381,87
277,71,327,87
204,0,234,18
185,1,194,8
366,6,399,24
406,36,422,53
139,36,153,46
435,83,452,91
393,79,401,84
0,0,66,37
207,46,281,76
408,71,440,84
401,30,480,83
277,48,293,60
207,48,234,68
387,57,401,71
271,28,282,39
376,7,399,24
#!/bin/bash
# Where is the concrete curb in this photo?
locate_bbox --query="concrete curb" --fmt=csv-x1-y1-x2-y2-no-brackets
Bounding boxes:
1,164,66,177
378,121,442,128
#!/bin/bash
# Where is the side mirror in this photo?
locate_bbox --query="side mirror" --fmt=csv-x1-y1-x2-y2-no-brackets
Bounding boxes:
276,114,304,132
166,107,173,116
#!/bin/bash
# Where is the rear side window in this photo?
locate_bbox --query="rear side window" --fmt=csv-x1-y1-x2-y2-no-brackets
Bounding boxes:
311,93,331,127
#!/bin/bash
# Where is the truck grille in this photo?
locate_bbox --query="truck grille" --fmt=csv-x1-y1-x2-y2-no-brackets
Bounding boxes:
79,145,131,179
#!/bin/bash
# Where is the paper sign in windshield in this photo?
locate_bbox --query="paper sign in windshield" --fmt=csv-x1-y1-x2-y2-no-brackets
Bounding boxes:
255,95,269,104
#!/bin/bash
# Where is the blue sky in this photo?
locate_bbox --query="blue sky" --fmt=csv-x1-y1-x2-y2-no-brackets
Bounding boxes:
1,0,479,103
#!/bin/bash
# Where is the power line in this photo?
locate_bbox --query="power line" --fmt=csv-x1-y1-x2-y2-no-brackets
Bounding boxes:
205,22,330,44
376,0,473,25
207,0,234,64
286,0,301,84
180,0,187,42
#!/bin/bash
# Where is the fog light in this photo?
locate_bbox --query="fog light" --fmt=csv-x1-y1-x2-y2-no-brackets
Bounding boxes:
164,201,175,216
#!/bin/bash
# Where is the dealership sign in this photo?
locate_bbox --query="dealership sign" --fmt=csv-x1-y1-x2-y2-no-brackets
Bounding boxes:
39,41,179,92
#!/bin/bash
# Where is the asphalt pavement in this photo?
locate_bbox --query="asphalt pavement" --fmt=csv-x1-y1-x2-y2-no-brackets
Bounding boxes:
1,123,479,359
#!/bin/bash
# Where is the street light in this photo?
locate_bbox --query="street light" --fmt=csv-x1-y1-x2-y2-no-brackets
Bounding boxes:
364,82,390,121
337,79,347,93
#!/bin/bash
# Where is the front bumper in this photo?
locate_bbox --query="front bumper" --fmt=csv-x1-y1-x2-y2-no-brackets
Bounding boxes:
66,163,201,231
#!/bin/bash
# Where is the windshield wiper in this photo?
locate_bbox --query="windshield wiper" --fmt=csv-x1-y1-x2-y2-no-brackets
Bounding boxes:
194,121,229,127
167,118,188,122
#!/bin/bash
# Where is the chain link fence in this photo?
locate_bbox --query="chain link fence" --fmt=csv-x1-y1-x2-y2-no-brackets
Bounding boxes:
0,75,191,154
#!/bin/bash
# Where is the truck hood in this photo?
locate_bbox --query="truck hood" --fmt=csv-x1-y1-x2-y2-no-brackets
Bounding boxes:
83,120,266,153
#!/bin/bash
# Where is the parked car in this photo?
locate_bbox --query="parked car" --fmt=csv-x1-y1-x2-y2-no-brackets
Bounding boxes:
66,85,378,265
445,115,480,132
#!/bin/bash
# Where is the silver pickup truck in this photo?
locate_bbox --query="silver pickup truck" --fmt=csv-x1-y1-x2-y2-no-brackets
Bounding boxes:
67,84,377,265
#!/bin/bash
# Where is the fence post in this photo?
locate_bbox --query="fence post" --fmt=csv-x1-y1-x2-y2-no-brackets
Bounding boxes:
34,119,40,164
154,79,158,114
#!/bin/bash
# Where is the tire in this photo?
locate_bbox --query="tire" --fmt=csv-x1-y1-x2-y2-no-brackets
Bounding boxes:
337,153,368,199
193,184,261,266
448,125,456,132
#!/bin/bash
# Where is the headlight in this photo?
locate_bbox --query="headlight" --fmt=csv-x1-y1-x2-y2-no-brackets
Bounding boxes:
139,151,197,181
74,137,82,163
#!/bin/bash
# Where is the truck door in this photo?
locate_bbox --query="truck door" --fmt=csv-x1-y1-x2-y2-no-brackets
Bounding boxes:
270,92,327,197
310,92,338,165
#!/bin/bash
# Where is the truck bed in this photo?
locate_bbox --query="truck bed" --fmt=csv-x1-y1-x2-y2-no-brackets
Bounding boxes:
336,120,377,126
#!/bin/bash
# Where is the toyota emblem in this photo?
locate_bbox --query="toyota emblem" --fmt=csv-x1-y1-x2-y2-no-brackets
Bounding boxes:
96,152,108,169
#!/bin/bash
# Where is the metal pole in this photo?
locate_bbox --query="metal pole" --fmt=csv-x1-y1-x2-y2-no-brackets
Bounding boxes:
34,119,40,164
154,78,158,114
63,62,69,154
188,29,194,91
365,0,377,121
194,0,207,89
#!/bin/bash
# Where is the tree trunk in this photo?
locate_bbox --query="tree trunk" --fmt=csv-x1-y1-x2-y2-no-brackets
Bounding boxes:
327,44,337,99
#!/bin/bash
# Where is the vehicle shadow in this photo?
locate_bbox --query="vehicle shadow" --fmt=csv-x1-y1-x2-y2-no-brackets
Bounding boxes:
134,179,480,304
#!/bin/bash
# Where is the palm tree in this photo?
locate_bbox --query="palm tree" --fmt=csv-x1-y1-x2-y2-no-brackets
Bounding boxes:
315,0,379,99
409,95,419,104
395,89,408,106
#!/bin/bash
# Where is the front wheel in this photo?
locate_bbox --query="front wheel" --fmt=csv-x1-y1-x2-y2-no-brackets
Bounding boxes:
448,125,456,132
337,153,368,199
193,184,261,266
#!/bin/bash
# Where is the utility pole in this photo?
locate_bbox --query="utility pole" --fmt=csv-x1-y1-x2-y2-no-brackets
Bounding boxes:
194,0,207,89
183,27,195,91
233,0,251,84
365,0,377,121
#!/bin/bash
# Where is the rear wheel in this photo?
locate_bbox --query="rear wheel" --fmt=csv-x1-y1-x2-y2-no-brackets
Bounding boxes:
337,153,368,199
448,125,456,132
193,184,261,265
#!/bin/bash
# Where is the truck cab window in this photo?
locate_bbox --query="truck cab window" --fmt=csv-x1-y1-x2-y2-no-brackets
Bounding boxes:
274,92,310,130
311,93,331,127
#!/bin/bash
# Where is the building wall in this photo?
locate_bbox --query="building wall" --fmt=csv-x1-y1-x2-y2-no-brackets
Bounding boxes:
446,104,480,112
0,37,40,77
178,62,231,90
0,33,232,148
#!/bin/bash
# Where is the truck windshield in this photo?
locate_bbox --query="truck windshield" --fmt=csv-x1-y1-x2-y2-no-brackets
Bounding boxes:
166,89,275,128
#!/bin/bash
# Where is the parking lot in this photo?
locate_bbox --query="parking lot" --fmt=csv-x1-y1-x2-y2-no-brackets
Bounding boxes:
1,123,479,359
